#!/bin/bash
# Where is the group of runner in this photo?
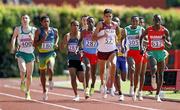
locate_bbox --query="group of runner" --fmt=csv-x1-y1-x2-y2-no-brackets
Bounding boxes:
10,8,172,103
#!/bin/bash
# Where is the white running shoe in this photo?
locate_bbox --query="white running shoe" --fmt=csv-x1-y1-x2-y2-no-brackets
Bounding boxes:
100,85,104,94
138,91,143,101
73,95,80,101
129,86,134,96
110,88,115,96
103,86,108,98
151,74,157,89
43,89,48,101
49,81,54,90
119,95,124,101
132,94,137,101
156,95,162,102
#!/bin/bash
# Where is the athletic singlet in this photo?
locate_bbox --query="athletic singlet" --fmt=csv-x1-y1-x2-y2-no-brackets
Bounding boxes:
17,26,36,53
147,26,165,51
82,30,98,54
67,32,81,60
125,25,144,50
38,27,57,53
97,22,117,52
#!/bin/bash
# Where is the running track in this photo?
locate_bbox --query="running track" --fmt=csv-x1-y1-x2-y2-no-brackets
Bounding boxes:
0,78,180,110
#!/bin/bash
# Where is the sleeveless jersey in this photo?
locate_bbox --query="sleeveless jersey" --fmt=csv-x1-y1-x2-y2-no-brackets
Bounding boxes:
82,30,98,54
125,25,143,50
17,26,36,53
67,32,81,60
38,27,56,53
147,26,165,51
97,22,117,52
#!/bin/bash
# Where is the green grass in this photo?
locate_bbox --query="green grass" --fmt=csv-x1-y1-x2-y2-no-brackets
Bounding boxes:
54,79,180,100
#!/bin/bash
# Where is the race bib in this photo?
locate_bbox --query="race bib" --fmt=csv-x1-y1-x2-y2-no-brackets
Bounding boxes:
68,44,77,52
20,41,32,48
128,39,139,47
151,40,162,48
105,38,114,44
41,42,53,50
85,40,97,48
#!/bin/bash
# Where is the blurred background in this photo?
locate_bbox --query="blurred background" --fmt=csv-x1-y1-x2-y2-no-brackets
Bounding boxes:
0,0,180,78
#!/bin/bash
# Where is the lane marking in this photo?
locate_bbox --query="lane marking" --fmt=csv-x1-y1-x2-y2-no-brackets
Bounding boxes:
4,84,161,110
0,92,79,110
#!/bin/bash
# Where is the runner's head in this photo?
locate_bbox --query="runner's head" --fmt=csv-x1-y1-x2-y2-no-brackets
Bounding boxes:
87,16,95,31
153,14,162,26
103,8,113,23
131,16,139,28
113,17,120,26
40,15,50,29
139,17,145,27
80,15,88,29
71,20,79,33
21,14,30,26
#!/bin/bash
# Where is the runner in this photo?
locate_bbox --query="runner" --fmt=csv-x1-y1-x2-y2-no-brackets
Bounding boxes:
80,15,88,31
121,16,146,101
113,16,128,101
34,15,59,101
10,14,36,100
60,20,87,101
140,14,172,102
92,8,120,98
80,16,98,96
138,17,148,100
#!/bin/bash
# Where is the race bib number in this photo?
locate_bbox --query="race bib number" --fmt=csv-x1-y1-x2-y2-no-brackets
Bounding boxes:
151,40,162,48
105,38,113,44
128,39,139,47
21,41,32,48
68,44,77,52
85,40,96,48
41,42,53,50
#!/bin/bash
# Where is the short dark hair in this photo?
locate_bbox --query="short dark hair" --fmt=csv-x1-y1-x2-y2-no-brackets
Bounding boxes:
40,15,49,22
131,16,139,20
104,8,112,15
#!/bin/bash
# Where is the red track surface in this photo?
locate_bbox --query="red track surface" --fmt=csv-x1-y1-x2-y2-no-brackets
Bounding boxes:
0,78,180,110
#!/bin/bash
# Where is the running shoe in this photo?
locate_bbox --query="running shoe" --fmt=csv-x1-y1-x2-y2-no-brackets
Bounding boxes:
85,87,90,99
25,90,31,100
90,87,95,96
129,86,134,96
43,89,48,101
119,94,124,101
73,95,80,101
49,81,54,90
138,91,143,101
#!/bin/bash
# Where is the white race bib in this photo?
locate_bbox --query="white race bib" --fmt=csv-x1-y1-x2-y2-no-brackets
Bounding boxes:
68,44,77,52
20,41,32,48
151,40,162,48
105,38,114,44
85,40,96,48
128,39,139,47
41,42,53,50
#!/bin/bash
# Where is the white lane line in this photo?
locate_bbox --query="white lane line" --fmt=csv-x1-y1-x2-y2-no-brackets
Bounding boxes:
4,85,161,110
0,92,79,110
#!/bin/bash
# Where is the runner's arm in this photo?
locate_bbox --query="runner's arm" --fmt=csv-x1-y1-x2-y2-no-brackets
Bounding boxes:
54,28,59,49
164,28,172,48
10,27,19,54
92,22,107,41
140,29,148,51
33,29,47,48
60,34,68,51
